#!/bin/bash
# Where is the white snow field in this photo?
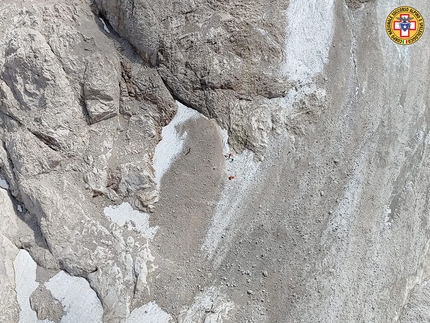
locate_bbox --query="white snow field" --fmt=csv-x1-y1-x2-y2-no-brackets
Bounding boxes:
284,0,335,82
153,101,201,186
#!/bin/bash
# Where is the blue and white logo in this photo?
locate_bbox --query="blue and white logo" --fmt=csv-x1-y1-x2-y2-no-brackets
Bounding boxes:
397,16,413,31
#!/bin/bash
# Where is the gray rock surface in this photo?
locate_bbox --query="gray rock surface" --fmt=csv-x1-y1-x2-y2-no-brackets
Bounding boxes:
30,285,64,323
2,0,430,322
93,0,291,155
0,189,19,323
0,1,175,322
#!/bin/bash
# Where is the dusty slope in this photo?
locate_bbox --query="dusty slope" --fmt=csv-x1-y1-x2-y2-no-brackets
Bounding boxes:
148,0,430,322
1,0,430,322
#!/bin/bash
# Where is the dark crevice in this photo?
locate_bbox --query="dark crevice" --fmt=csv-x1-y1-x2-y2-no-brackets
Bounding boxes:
156,69,207,117
157,68,221,120
1,139,19,197
5,190,59,271
0,109,23,127
81,62,92,125
13,205,49,250
28,129,60,152
90,1,145,66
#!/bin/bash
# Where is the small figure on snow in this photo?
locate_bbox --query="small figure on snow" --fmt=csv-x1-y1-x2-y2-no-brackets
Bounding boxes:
224,153,234,162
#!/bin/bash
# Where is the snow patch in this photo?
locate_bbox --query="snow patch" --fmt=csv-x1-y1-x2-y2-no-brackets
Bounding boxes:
0,177,9,189
45,271,103,323
104,202,158,239
99,17,110,33
13,250,53,323
126,302,171,323
153,101,201,186
284,0,335,82
104,203,158,297
220,128,230,154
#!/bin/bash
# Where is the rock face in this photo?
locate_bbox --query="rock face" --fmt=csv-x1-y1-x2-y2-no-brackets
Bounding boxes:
1,0,430,322
0,189,19,322
94,0,291,155
0,1,175,322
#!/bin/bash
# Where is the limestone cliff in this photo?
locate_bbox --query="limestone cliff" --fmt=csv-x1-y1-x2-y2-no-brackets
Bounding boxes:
1,0,430,322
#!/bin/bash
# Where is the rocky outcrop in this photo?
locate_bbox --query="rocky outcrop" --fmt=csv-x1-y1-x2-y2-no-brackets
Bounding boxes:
0,1,175,322
93,0,291,155
2,0,430,322
29,285,64,322
83,55,120,124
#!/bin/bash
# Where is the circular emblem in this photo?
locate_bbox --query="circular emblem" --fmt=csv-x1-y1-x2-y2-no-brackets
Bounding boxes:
386,6,424,45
